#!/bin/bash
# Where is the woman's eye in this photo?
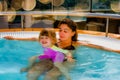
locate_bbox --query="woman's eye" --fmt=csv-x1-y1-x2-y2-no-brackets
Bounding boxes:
59,29,62,32
64,30,68,33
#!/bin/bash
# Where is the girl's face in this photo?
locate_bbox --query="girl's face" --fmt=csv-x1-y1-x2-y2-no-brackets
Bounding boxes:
59,24,75,41
39,36,52,48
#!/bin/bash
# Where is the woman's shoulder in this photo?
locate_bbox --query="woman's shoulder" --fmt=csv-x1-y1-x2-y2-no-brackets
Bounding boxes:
72,41,81,47
72,40,90,47
64,45,75,50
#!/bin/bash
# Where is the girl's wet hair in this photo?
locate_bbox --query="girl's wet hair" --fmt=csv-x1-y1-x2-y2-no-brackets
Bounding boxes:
58,18,78,41
39,29,57,45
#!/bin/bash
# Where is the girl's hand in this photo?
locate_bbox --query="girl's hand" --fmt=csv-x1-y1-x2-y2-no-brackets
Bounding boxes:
67,57,76,62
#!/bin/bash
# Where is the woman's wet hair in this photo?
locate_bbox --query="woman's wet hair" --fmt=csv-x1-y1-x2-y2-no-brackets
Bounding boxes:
39,29,57,45
58,18,78,41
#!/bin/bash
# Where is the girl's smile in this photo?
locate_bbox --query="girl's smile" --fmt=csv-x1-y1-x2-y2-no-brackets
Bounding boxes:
39,36,52,48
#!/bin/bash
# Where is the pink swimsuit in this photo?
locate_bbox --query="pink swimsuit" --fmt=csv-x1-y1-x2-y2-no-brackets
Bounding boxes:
38,47,65,63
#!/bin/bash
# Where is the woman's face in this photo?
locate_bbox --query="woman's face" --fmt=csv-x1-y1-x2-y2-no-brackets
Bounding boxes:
39,36,52,48
59,24,75,41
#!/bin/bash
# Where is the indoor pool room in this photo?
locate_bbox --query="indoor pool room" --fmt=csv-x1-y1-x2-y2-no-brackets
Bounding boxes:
0,0,120,80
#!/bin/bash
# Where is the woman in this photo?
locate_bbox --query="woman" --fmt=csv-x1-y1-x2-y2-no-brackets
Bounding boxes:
44,18,78,80
4,18,79,80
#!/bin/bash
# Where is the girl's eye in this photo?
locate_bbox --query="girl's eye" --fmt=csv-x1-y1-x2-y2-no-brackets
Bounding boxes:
40,37,43,39
45,37,49,39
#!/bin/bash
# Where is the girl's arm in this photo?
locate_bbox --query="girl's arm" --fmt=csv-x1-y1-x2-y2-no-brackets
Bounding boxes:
51,45,75,62
51,45,69,54
66,51,75,62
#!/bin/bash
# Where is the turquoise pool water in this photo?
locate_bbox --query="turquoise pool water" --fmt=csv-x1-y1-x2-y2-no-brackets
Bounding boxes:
0,39,120,80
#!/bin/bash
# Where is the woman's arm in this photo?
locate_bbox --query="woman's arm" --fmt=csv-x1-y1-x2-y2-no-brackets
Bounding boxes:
4,36,38,41
76,41,120,53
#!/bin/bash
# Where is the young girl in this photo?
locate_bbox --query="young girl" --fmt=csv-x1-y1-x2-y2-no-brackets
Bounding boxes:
21,29,74,80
